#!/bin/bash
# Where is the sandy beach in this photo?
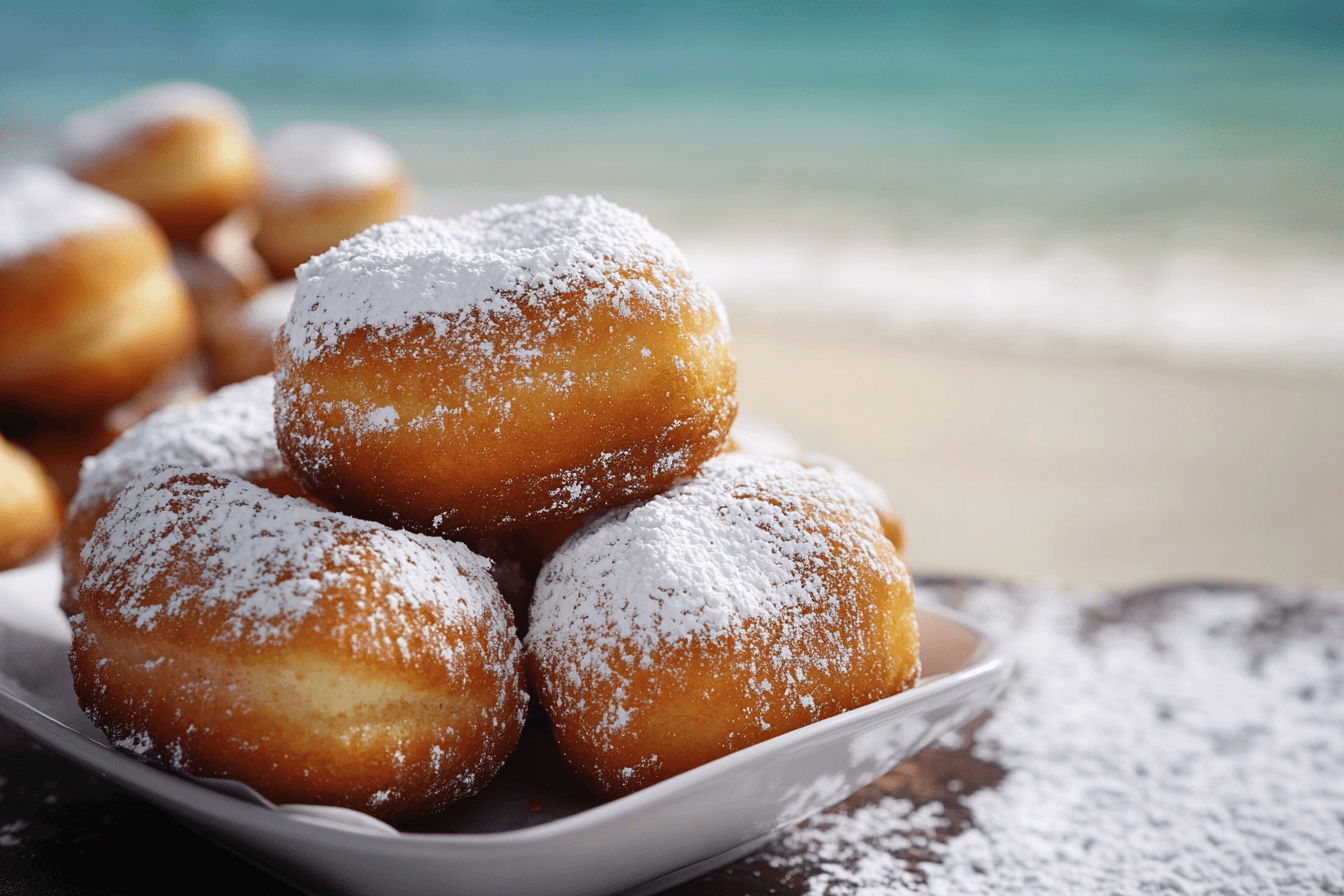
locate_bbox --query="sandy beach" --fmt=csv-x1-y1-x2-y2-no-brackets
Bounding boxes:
731,314,1344,591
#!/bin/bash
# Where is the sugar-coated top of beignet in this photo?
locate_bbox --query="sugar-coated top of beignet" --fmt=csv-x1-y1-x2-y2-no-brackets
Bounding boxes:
58,81,250,172
729,417,898,514
80,464,508,666
260,123,403,204
0,165,144,266
281,194,728,365
69,375,286,515
529,452,900,649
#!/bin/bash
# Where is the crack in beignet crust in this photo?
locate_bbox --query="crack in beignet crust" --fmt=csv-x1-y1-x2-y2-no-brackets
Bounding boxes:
526,453,920,797
70,464,528,822
273,195,737,539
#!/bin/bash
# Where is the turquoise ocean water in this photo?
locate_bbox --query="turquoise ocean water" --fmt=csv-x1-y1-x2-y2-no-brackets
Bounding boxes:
3,0,1342,368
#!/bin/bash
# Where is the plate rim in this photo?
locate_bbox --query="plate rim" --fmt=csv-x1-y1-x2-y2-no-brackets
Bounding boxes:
0,601,1010,848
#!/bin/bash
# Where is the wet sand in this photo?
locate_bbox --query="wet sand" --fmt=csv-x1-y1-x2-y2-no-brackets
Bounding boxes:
732,315,1344,590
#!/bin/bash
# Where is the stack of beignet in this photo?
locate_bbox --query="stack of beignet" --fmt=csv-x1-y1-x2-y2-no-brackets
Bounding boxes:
62,195,919,819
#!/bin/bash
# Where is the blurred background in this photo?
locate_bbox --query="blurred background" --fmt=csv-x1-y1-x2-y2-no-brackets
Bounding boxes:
3,0,1342,588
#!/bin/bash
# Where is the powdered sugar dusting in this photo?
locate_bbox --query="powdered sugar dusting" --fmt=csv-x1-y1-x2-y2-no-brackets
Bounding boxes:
81,464,497,653
281,195,713,364
759,582,1344,894
529,454,891,650
69,375,287,514
799,453,895,512
0,165,143,265
730,417,895,511
260,123,401,204
58,81,249,171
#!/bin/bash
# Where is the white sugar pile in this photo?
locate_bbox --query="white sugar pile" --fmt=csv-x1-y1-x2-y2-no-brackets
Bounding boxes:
762,583,1344,895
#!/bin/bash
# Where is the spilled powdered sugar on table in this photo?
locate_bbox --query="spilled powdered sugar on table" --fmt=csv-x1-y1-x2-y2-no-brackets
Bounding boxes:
672,578,1344,895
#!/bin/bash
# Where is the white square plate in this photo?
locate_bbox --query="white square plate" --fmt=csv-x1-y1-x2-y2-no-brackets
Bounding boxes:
0,557,1010,896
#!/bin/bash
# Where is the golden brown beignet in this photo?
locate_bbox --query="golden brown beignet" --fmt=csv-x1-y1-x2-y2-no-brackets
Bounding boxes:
70,464,528,822
274,195,737,538
59,82,261,243
0,166,197,420
526,453,920,797
252,123,408,278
